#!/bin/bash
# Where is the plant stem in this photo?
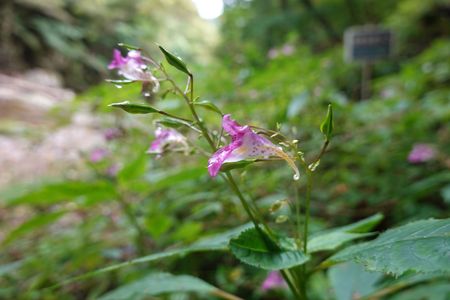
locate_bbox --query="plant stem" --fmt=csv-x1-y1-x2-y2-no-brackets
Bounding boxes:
116,193,147,255
281,270,304,300
212,288,244,300
303,172,312,253
166,70,303,299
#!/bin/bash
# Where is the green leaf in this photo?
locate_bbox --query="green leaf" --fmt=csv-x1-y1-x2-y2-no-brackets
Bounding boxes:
109,101,159,114
328,262,383,300
98,273,215,300
54,224,252,287
118,152,148,185
155,117,197,131
117,43,141,50
220,159,257,173
4,181,117,206
3,211,67,246
194,100,223,115
0,260,23,277
320,104,333,141
158,45,191,75
105,79,135,85
389,282,450,300
308,213,384,253
327,218,450,276
229,227,309,270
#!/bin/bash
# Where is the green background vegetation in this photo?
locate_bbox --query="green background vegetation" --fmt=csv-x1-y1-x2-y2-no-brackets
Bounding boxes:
0,0,449,299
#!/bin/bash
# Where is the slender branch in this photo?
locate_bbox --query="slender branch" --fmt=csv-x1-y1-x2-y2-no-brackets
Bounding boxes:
212,288,244,300
116,193,147,255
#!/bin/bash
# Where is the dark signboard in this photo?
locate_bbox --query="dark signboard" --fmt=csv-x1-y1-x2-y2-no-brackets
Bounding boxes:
344,26,393,62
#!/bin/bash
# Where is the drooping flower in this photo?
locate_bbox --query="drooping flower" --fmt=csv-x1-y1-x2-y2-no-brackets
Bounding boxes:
208,114,300,179
261,271,287,291
108,49,159,93
408,143,436,164
147,127,188,157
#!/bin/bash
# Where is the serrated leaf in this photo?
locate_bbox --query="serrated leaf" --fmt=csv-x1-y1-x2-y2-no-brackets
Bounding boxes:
389,282,450,300
98,273,215,300
159,45,190,75
109,101,159,114
220,159,257,173
327,218,450,276
229,227,309,270
194,101,223,115
308,213,383,253
328,262,383,300
320,104,333,141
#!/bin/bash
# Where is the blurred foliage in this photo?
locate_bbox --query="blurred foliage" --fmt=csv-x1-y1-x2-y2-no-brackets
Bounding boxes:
0,0,449,299
3,0,218,90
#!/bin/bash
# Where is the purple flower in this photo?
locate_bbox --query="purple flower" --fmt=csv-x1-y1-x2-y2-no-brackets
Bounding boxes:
147,127,188,157
90,148,109,162
108,49,159,93
103,128,122,141
261,271,286,291
408,144,436,164
281,44,295,56
106,164,119,177
208,115,299,179
267,48,279,59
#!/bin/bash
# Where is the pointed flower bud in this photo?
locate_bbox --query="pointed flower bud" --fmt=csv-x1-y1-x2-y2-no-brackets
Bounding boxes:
208,114,300,179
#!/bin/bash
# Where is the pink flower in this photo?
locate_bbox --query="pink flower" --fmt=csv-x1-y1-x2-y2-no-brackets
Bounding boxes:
106,164,119,177
108,49,159,93
90,148,109,162
261,271,286,291
103,128,122,141
267,48,279,59
408,144,436,164
281,44,295,56
147,127,188,157
208,115,299,179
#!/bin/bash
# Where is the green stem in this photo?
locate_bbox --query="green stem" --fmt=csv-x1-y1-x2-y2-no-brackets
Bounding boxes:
116,193,146,255
281,270,304,300
303,172,312,253
165,70,304,299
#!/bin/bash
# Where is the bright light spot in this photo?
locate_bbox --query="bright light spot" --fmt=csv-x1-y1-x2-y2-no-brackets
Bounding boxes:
192,0,224,20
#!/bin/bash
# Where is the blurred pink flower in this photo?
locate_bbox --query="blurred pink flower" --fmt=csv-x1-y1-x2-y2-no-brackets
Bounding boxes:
261,271,286,291
106,164,119,177
408,144,436,164
208,114,299,179
267,48,279,59
147,127,188,157
90,148,109,162
281,44,295,56
103,128,122,141
108,49,159,93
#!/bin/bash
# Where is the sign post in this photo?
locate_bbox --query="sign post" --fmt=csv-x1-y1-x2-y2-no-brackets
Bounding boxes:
344,26,393,100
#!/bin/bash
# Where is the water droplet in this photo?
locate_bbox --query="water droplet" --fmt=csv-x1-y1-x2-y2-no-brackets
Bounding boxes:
293,173,300,181
114,84,123,89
